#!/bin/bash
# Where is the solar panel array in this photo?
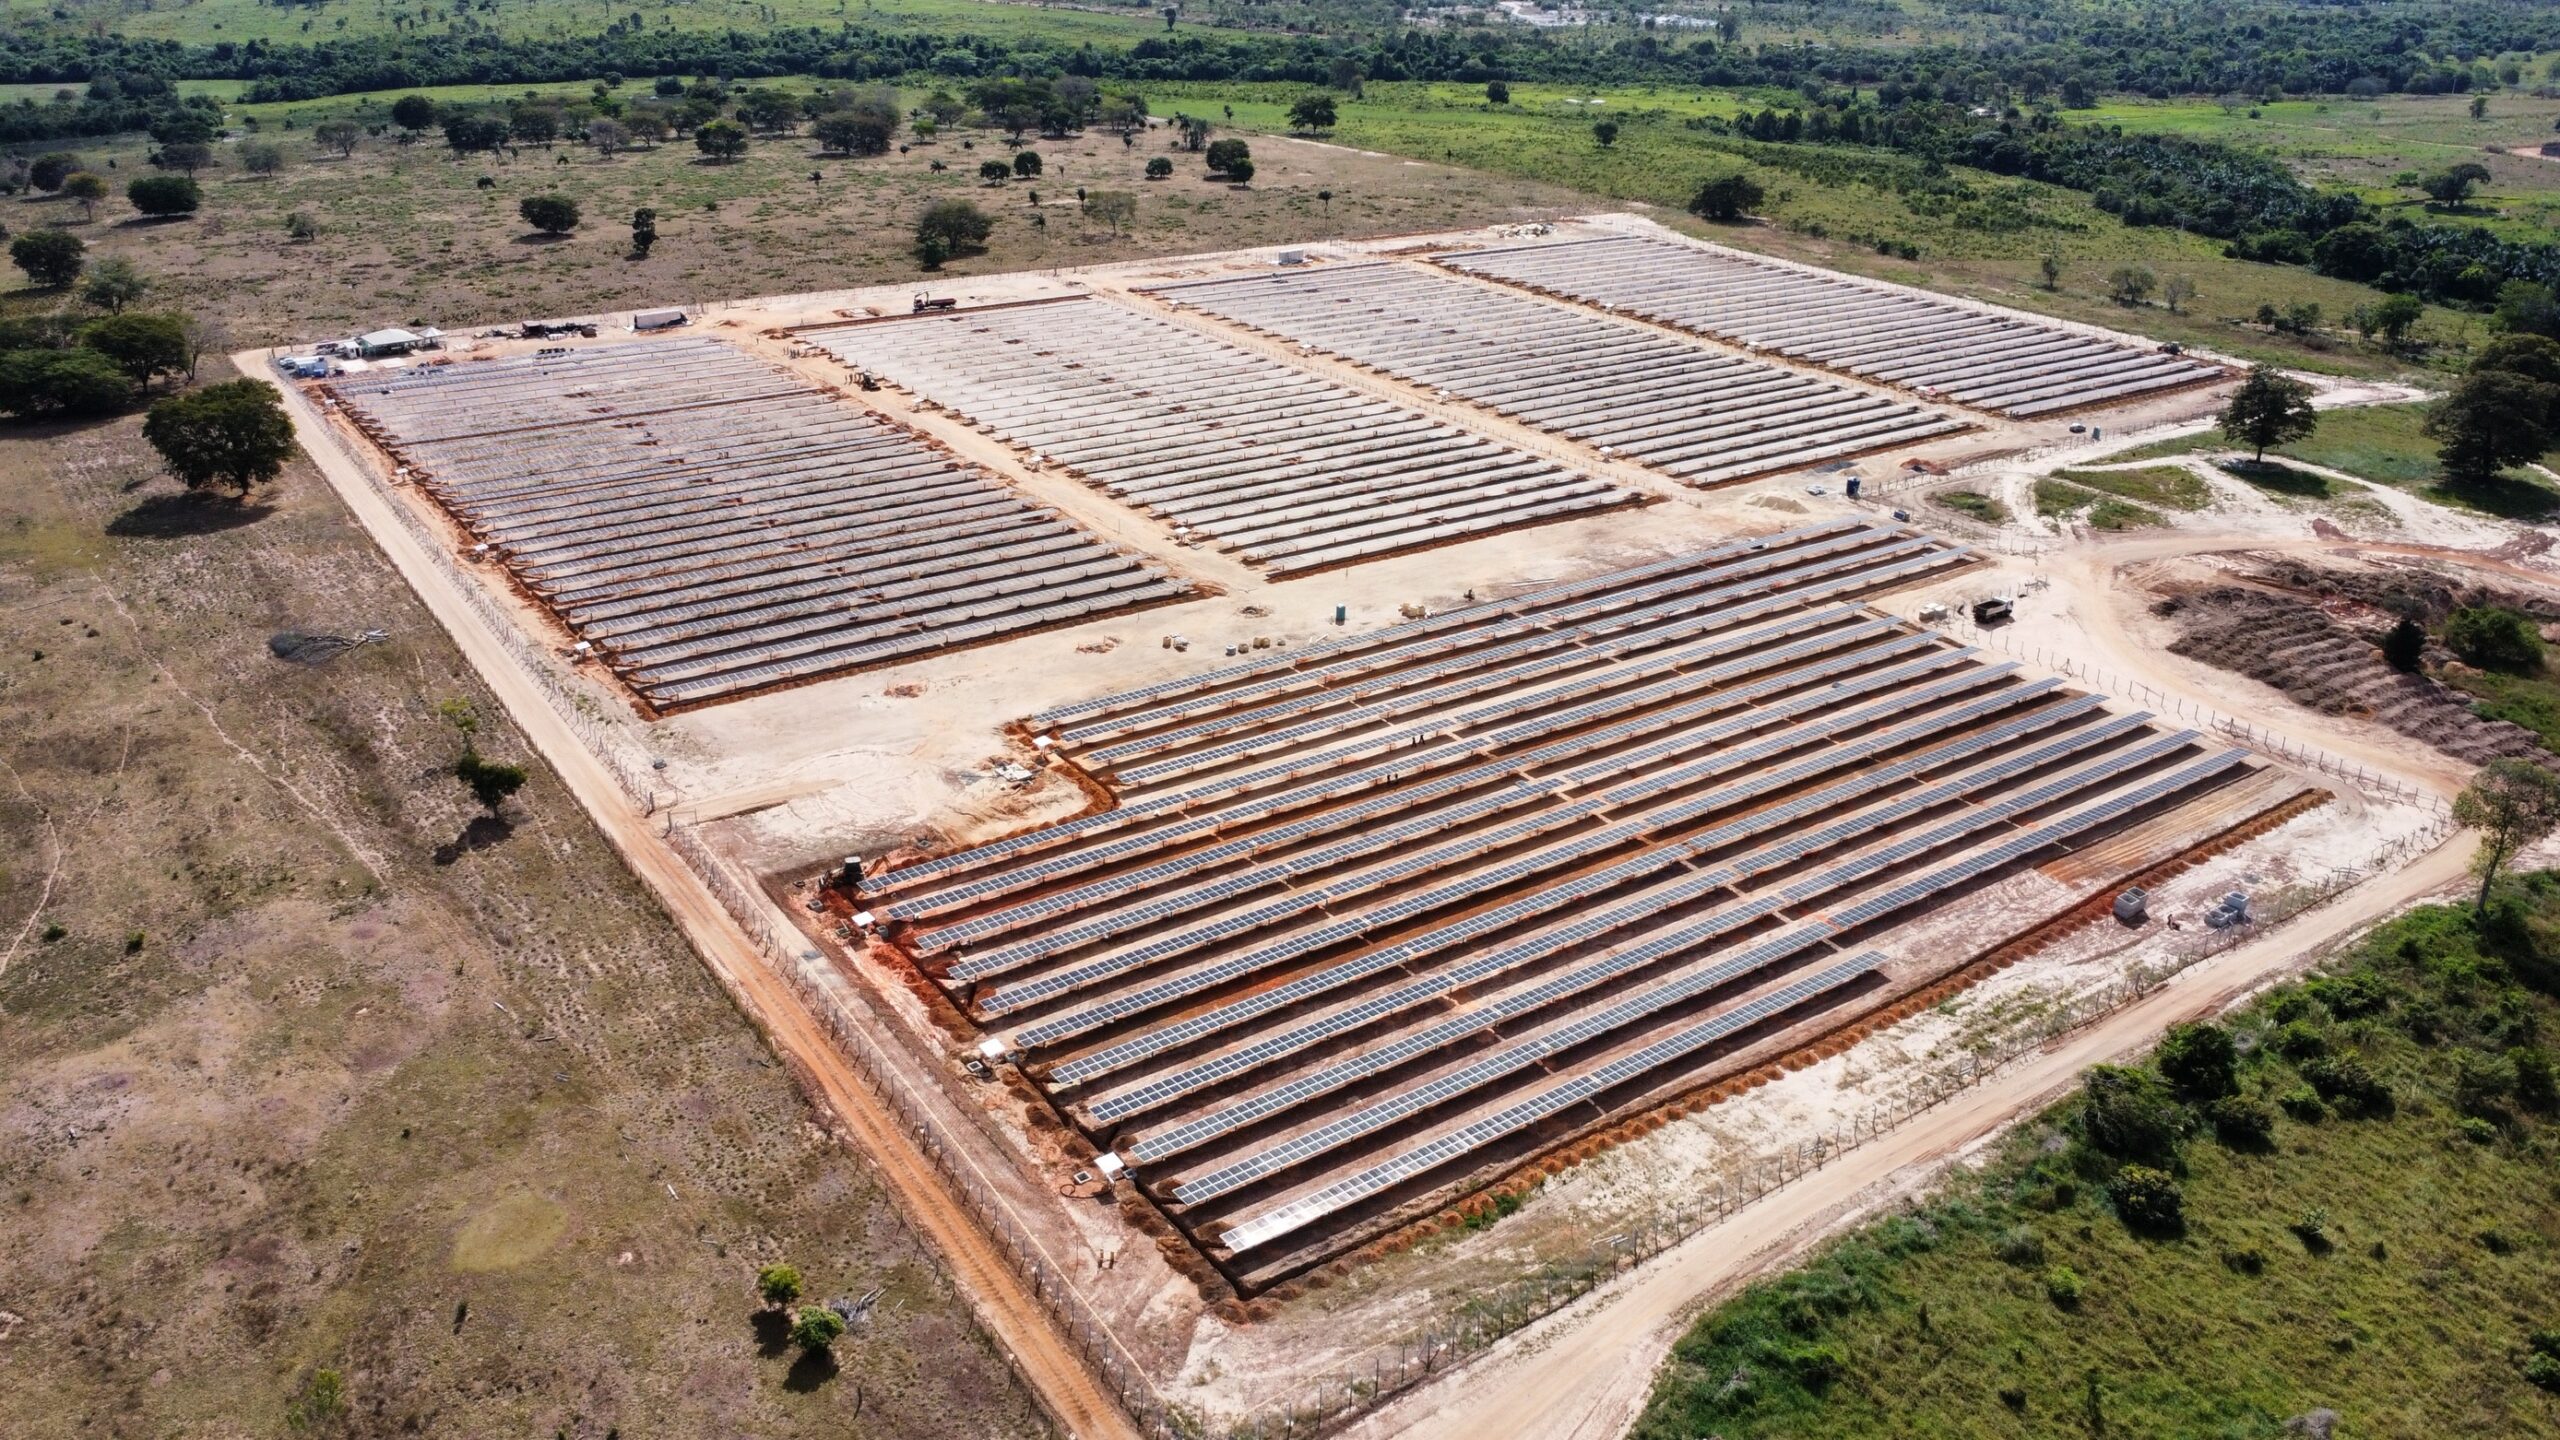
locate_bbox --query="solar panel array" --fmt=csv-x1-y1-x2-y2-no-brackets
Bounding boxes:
859,522,2252,1275
1440,235,2227,418
804,300,1644,575
327,339,1190,708
1146,263,1966,486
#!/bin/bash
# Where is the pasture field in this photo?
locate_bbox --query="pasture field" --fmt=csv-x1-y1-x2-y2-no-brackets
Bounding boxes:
0,392,1048,1440
1633,889,2560,1440
0,105,1593,343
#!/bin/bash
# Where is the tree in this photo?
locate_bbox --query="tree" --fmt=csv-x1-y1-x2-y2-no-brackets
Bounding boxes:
736,88,801,133
1204,138,1251,175
79,257,149,314
126,174,201,219
630,207,657,258
1485,80,1510,105
2079,1065,2187,1165
508,104,561,148
1592,119,1619,147
2153,1021,2237,1100
2494,281,2560,341
2370,292,2424,350
29,153,80,192
2443,606,2545,673
443,113,509,158
81,312,188,387
1144,156,1173,180
2453,759,2560,915
914,199,994,268
756,1263,803,1308
1224,157,1255,185
241,141,287,178
61,172,107,221
314,119,361,157
2218,364,2319,462
2105,265,2156,305
978,158,1012,183
286,211,320,243
454,749,528,815
812,109,894,157
1688,172,1764,223
790,1305,845,1354
1012,150,1042,179
519,195,580,236
1085,190,1136,235
2161,274,2196,314
156,142,214,175
2038,251,2062,290
2107,1165,2184,1235
141,380,297,497
2471,94,2490,121
694,119,748,162
2473,334,2560,388
584,118,628,158
1178,115,1211,152
11,229,85,288
1288,94,1338,133
2420,162,2491,207
2381,615,2427,672
2427,371,2558,485
625,112,668,149
391,94,440,134
0,348,128,419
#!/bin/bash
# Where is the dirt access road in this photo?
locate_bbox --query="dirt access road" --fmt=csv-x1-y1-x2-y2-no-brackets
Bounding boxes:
264,379,1143,1440
1348,829,2473,1440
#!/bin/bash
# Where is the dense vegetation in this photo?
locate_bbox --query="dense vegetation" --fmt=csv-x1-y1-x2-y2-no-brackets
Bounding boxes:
1636,879,2560,1438
6,1,2557,105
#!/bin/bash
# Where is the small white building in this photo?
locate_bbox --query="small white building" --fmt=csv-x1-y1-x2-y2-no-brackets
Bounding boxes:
356,328,424,357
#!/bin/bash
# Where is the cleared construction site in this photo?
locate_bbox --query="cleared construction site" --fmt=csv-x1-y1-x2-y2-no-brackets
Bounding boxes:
856,518,2307,1286
279,216,2401,1425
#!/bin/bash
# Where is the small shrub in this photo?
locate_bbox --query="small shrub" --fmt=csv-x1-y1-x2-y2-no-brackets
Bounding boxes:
1994,1225,2044,1265
2222,1246,2267,1275
1999,1384,2028,1411
2525,1352,2560,1393
2206,1095,2278,1150
41,922,67,943
2278,1084,2327,1121
2292,1207,2332,1253
2272,1019,2332,1061
2457,1115,2500,1145
2301,1054,2392,1116
1783,1340,1847,1390
2043,1265,2084,1306
2107,1166,2184,1235
2479,1229,2516,1255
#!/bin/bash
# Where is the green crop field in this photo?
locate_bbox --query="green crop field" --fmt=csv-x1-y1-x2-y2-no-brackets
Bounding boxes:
1635,885,2560,1440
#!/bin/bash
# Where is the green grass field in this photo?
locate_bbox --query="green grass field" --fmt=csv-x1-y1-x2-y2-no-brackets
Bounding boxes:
1635,886,2560,1440
2114,403,2560,517
2085,90,2560,242
2049,464,2212,510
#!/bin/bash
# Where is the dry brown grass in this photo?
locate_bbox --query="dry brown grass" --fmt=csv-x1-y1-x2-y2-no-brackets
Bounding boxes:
0,396,1049,1438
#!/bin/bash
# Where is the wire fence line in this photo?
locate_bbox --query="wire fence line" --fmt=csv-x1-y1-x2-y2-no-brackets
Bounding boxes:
1249,813,2457,1439
1945,618,2449,816
664,824,1190,1440
310,404,1183,1438
305,403,660,806
306,390,2458,1440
